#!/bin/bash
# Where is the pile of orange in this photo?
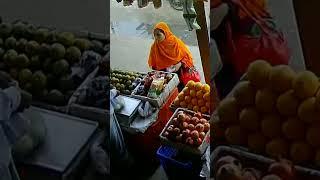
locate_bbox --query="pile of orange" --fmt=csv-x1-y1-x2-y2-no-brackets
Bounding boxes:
173,80,210,114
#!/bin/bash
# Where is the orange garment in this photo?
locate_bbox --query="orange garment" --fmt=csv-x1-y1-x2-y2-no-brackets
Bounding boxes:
148,22,194,70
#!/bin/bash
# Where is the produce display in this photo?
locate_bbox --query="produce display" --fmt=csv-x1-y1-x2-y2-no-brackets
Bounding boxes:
162,110,210,147
110,69,143,95
0,20,108,106
135,71,174,98
213,155,298,180
172,80,210,114
214,60,320,165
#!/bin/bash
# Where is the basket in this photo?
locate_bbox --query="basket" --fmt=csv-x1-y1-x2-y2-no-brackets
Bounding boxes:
211,146,320,179
131,71,179,107
159,108,210,156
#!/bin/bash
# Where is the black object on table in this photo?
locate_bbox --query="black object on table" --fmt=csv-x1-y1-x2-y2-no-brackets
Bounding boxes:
15,107,99,180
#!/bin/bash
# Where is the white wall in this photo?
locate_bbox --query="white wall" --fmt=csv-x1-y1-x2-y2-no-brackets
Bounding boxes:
0,0,108,35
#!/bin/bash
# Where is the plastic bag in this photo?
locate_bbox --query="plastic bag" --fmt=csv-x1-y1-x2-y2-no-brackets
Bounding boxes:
147,77,165,98
110,89,124,112
137,101,155,118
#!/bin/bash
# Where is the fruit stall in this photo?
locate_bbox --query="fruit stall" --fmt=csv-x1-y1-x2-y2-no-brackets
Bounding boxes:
208,60,320,180
0,17,109,180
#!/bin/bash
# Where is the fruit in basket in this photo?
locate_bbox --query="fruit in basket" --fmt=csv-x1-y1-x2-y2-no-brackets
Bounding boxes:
0,23,12,38
298,97,319,124
268,159,295,180
177,113,186,122
184,95,191,103
34,28,50,43
188,124,195,131
255,89,277,113
282,118,305,140
57,32,75,46
3,49,18,67
173,127,181,135
200,106,208,114
74,38,91,51
186,137,194,145
191,130,199,139
50,43,66,59
182,129,190,137
203,92,210,101
247,60,272,88
204,122,210,132
290,142,312,163
46,89,65,105
15,54,29,68
292,71,319,99
190,117,198,125
195,82,202,91
196,90,204,99
261,175,282,180
261,114,282,138
5,36,17,49
16,38,28,52
179,101,187,108
31,70,47,90
178,92,185,100
18,69,32,85
199,132,206,139
306,126,320,147
266,138,289,158
53,59,69,76
216,164,242,180
202,84,210,93
269,65,295,93
190,89,196,97
194,138,203,146
233,81,256,107
276,90,299,116
182,87,190,95
25,40,40,56
182,122,189,129
38,43,51,57
239,107,260,131
218,98,239,124
186,80,196,89
225,126,247,145
248,133,267,153
193,105,200,112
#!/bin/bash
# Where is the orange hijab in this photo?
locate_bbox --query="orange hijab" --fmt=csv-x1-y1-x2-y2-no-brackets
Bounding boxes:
148,22,194,70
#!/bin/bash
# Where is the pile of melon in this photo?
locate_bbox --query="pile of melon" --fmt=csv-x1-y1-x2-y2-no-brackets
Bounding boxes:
215,60,320,164
172,81,210,114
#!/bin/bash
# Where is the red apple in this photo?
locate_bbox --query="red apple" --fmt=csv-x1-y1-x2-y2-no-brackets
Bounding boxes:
182,122,189,129
191,130,199,139
195,124,205,132
190,117,199,125
204,123,210,132
186,137,194,145
172,118,178,126
167,126,174,132
177,113,185,123
200,118,207,124
188,124,195,131
173,128,181,135
185,116,191,123
182,129,190,137
194,112,202,119
199,132,206,139
194,138,203,146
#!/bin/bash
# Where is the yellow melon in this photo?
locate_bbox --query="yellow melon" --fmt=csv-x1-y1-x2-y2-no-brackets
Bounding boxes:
292,71,319,99
247,60,272,88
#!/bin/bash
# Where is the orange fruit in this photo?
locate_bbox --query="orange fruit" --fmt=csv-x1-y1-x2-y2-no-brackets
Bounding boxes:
193,106,200,112
184,96,191,103
173,99,180,106
190,90,196,97
203,92,210,101
202,84,210,93
195,82,202,91
200,106,208,113
186,80,195,89
183,87,190,95
191,98,198,106
180,101,187,108
187,104,193,110
178,92,185,101
196,91,204,99
198,99,205,107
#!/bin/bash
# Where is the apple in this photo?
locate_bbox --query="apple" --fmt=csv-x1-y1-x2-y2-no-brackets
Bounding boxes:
185,115,191,123
199,132,206,139
173,127,181,135
188,124,195,131
191,130,199,139
177,113,185,123
194,138,203,146
167,126,174,132
172,118,178,126
204,123,210,132
190,117,199,125
186,137,194,145
195,124,205,132
182,129,190,137
194,112,202,119
182,122,189,129
200,118,207,124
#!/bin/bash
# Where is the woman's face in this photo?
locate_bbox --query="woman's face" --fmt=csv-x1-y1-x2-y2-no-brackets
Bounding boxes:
154,29,165,42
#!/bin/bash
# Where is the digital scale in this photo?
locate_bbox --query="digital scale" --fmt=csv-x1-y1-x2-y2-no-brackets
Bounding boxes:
115,95,142,127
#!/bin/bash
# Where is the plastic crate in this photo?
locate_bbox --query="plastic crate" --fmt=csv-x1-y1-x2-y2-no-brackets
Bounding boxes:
156,146,201,179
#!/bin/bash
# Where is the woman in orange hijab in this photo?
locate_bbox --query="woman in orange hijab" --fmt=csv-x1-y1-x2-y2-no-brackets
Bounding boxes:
148,22,199,86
